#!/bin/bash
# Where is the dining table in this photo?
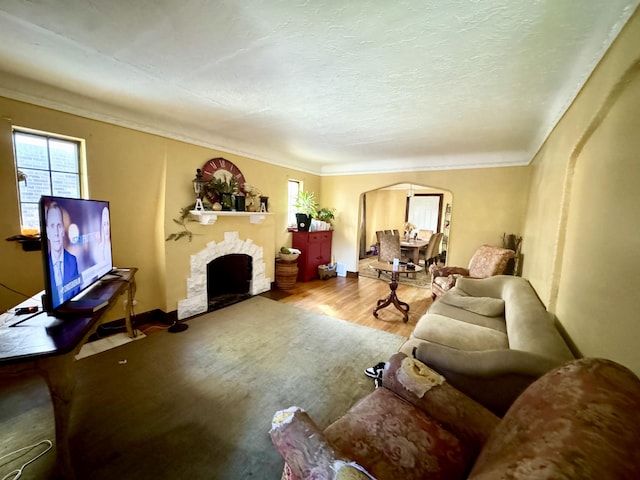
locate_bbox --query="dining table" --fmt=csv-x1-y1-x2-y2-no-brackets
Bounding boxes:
399,238,429,264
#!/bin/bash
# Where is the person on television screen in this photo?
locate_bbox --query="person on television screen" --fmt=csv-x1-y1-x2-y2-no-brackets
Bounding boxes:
46,201,81,306
95,206,111,265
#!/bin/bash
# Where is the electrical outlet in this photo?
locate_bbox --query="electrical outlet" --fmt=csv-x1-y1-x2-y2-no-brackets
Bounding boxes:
123,299,138,310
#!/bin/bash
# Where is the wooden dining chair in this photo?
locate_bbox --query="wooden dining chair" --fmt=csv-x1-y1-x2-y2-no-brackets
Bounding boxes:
416,230,434,263
417,229,434,241
422,232,444,268
376,230,401,263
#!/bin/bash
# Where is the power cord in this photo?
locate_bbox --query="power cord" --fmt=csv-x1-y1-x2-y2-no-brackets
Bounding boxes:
0,282,32,299
0,439,53,480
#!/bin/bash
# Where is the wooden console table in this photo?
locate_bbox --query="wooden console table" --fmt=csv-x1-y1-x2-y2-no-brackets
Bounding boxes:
369,261,422,323
0,268,137,480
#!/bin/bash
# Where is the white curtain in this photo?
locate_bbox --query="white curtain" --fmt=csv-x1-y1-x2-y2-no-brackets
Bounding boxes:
408,196,440,231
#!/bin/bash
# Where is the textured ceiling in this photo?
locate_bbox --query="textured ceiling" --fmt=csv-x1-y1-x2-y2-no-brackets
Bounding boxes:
0,1,638,175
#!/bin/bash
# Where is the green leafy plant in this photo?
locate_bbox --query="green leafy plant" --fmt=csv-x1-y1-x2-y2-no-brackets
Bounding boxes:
165,205,200,242
294,191,319,216
316,207,336,224
205,176,240,197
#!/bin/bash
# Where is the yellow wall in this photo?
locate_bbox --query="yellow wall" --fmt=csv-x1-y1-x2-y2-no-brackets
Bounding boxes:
0,101,165,319
523,9,640,374
364,189,407,245
321,168,530,274
0,97,320,316
364,187,452,250
2,8,638,378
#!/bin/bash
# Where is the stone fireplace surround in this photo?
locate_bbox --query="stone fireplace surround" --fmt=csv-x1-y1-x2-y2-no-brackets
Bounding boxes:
178,231,271,319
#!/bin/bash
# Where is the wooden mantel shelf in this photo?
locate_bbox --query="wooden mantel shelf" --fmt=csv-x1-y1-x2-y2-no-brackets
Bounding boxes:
189,210,271,225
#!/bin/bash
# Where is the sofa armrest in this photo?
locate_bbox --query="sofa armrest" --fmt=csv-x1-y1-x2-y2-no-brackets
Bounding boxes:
429,265,470,277
469,358,640,479
382,352,499,453
413,343,569,415
269,407,374,480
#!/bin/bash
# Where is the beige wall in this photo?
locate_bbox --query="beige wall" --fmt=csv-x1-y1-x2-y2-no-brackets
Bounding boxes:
523,9,640,375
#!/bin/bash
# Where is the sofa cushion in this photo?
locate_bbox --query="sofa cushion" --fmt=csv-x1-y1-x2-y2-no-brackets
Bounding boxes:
325,387,474,480
412,314,508,351
428,301,507,332
439,289,505,317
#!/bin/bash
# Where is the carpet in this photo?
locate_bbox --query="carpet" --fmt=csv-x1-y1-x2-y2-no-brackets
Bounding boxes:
0,296,405,479
358,256,432,289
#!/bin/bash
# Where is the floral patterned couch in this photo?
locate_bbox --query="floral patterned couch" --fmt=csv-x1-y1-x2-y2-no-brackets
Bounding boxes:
270,354,640,480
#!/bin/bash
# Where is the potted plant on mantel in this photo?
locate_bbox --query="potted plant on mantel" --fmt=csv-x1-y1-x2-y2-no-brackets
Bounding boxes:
294,191,319,231
205,176,240,211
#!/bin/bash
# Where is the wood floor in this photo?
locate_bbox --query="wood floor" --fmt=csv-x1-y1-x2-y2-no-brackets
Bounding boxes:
262,275,432,338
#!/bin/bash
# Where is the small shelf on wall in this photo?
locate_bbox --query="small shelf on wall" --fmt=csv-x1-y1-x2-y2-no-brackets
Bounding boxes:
6,235,42,251
189,210,271,225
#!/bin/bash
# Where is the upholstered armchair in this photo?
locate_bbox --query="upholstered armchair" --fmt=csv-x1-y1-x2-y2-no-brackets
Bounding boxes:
270,355,640,480
271,352,500,480
429,244,515,299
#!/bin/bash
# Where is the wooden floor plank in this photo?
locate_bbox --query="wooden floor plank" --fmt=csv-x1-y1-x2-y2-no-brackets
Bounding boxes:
266,275,432,338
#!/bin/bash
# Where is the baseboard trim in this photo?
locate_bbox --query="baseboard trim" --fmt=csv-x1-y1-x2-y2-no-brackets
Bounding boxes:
92,309,172,340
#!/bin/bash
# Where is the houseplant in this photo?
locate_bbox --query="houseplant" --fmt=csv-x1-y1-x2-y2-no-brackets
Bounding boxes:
165,204,199,242
316,207,336,225
205,176,240,211
294,191,319,231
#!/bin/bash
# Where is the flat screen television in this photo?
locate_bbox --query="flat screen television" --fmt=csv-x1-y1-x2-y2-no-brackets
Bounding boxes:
39,195,114,314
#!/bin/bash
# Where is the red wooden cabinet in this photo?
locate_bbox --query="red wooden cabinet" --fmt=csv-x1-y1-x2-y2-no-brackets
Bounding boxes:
292,231,333,282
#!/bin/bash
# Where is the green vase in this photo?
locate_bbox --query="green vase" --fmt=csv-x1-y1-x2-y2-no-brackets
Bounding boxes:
221,193,233,211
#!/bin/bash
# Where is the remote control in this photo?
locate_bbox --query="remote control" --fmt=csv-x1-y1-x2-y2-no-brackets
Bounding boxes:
15,306,38,315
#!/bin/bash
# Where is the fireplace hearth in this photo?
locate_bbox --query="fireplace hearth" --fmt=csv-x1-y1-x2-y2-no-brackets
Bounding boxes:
208,293,252,311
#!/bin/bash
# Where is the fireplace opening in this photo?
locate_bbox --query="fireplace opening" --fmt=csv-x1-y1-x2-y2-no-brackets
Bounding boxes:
207,254,252,311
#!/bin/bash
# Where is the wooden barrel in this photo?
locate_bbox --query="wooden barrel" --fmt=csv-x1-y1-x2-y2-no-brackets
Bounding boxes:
275,259,298,290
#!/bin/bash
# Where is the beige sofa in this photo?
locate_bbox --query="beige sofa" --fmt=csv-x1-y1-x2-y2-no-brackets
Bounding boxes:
400,275,575,415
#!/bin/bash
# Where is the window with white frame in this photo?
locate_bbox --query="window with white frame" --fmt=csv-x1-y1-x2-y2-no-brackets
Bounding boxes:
13,129,84,233
287,179,301,227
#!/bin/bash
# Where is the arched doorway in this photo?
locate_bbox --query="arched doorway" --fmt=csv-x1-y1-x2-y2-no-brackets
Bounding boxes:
358,183,452,265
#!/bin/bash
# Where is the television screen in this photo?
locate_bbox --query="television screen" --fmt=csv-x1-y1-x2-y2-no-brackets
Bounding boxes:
39,196,113,312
